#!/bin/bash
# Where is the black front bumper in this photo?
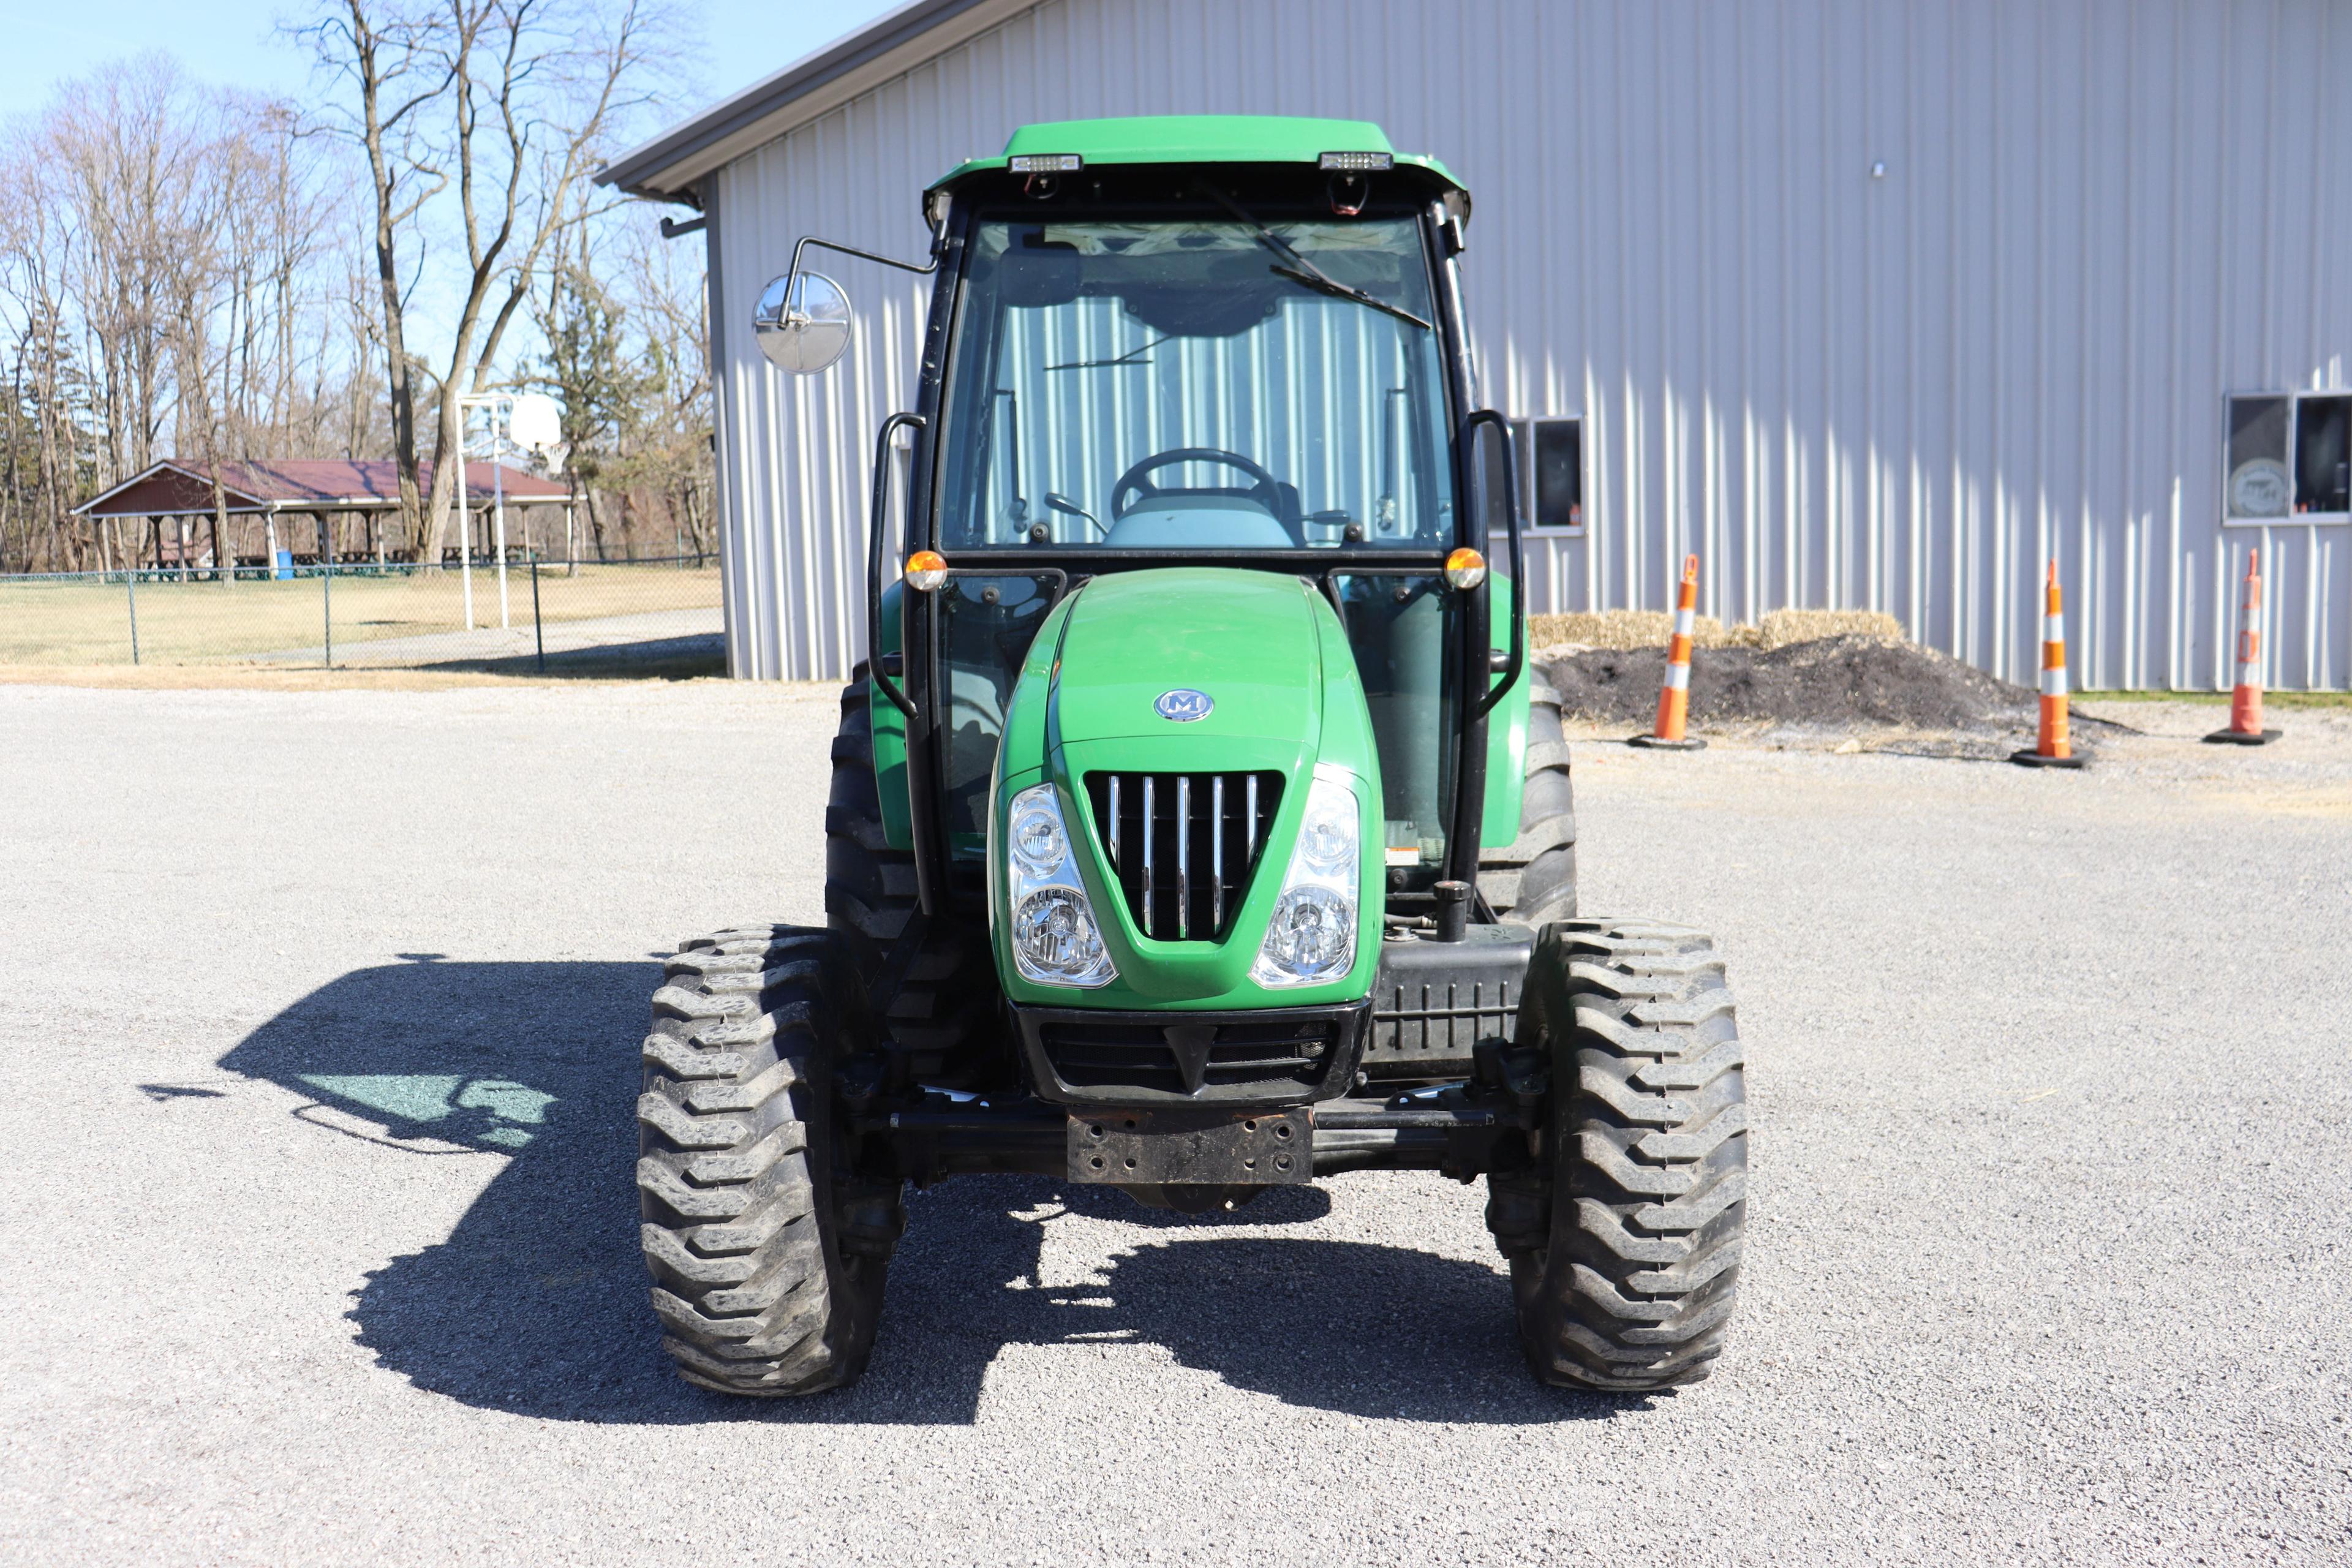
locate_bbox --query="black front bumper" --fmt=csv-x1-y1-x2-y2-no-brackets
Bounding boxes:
1012,999,1371,1107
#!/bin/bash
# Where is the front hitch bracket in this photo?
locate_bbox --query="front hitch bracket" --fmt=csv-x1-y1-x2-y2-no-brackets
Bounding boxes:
1066,1107,1312,1185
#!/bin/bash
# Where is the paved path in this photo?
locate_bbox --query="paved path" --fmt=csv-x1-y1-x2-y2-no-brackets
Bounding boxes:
263,605,721,666
1,682,2346,1565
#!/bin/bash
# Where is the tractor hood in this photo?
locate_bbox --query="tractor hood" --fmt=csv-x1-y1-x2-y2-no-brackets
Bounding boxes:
1047,569,1321,745
990,566,1383,1009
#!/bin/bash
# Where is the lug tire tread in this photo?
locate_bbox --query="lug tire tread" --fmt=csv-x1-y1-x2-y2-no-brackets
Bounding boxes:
637,925,902,1396
1494,917,1747,1392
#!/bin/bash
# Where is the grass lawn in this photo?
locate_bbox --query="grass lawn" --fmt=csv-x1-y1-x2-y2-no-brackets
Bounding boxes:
2076,688,2352,709
0,564,720,665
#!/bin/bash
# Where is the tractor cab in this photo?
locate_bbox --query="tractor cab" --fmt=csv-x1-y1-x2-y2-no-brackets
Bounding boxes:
771,117,1528,934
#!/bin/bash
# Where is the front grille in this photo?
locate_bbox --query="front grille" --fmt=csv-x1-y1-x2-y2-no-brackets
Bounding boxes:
1038,1015,1341,1096
1084,771,1283,941
1017,1001,1372,1106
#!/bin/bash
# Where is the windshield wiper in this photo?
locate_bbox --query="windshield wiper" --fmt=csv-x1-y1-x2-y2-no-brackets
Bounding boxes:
1046,334,1169,371
1264,264,1430,330
1196,181,1432,331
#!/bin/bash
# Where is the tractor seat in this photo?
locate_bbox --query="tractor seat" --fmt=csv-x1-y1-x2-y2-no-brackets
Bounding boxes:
1102,493,1295,549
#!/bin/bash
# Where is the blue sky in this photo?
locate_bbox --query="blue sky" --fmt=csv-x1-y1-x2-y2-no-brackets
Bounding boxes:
2,0,907,381
3,0,903,135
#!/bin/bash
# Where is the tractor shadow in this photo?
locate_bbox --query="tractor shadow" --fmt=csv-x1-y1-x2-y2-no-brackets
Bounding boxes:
218,957,1619,1428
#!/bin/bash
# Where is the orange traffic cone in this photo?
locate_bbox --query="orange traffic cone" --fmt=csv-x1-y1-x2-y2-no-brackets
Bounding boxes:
2012,559,2087,769
1630,553,1706,751
2205,549,2282,746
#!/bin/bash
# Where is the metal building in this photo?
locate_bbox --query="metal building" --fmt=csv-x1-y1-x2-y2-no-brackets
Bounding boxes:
602,0,2352,689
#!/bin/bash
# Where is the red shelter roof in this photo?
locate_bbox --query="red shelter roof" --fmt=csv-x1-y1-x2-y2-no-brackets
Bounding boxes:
73,459,571,518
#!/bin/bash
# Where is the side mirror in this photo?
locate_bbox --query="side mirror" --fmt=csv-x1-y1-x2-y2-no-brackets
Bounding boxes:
753,270,852,374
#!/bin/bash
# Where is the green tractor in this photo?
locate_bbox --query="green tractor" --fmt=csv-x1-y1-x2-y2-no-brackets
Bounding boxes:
638,116,1747,1396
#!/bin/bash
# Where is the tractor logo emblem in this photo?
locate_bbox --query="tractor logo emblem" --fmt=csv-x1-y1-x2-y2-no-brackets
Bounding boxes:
1155,688,1214,723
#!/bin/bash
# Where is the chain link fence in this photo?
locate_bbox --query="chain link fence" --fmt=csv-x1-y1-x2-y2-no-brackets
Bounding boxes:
0,556,725,676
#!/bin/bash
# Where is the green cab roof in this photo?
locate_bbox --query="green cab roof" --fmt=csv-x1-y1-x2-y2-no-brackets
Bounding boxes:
931,114,1464,198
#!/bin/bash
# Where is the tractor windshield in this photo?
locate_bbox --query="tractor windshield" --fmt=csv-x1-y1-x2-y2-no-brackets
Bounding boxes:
937,214,1455,551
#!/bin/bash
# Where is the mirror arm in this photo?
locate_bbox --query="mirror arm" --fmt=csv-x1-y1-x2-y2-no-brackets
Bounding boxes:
782,234,938,324
868,412,925,719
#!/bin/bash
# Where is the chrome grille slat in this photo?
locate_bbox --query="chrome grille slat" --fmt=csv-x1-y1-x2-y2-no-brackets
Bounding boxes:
1085,770,1283,943
1211,776,1226,930
1140,776,1156,938
1176,776,1191,940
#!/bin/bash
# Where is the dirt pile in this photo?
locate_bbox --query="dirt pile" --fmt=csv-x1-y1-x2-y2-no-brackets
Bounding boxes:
1542,633,2125,749
1528,607,1905,651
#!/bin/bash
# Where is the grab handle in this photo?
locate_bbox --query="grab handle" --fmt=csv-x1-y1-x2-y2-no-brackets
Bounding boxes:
867,412,926,717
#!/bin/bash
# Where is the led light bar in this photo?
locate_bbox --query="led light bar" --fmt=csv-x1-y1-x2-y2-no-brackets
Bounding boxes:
1318,151,1393,172
1009,153,1084,173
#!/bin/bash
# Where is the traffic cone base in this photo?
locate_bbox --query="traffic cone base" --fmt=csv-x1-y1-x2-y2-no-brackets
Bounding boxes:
2009,747,2088,769
2202,726,2282,746
1629,734,1708,751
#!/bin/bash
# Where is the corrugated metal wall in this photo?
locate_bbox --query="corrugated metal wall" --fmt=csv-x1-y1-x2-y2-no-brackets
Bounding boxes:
707,0,2352,687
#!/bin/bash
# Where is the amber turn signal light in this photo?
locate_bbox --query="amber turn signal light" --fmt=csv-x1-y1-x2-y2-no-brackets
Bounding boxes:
1444,547,1487,590
904,550,948,591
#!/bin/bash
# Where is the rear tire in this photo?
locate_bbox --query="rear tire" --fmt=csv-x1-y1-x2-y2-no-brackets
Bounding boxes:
636,925,903,1396
1488,919,1747,1390
1479,678,1578,927
826,669,998,1085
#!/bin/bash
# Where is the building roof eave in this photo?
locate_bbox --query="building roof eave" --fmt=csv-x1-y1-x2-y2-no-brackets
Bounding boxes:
595,0,1040,199
72,460,272,518
70,459,572,518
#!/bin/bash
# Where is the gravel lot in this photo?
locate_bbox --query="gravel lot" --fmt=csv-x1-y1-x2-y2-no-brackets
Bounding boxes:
2,680,2348,1566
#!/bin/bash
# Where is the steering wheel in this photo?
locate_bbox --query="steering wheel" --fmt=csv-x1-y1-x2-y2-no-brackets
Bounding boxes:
1110,447,1284,521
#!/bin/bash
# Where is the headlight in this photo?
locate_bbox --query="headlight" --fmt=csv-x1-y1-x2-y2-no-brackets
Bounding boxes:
1296,785,1356,875
1009,793,1069,876
1003,783,1116,988
1250,775,1362,988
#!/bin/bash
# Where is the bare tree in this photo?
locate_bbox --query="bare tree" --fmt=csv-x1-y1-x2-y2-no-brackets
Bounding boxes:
0,150,86,570
0,18,670,575
167,141,238,583
304,0,659,565
625,221,714,560
305,3,447,551
0,58,364,571
524,189,715,567
0,58,200,571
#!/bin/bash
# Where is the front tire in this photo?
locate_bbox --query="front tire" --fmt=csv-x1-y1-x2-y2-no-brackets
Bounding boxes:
1489,919,1747,1390
636,925,903,1395
1479,678,1578,927
826,669,998,1085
